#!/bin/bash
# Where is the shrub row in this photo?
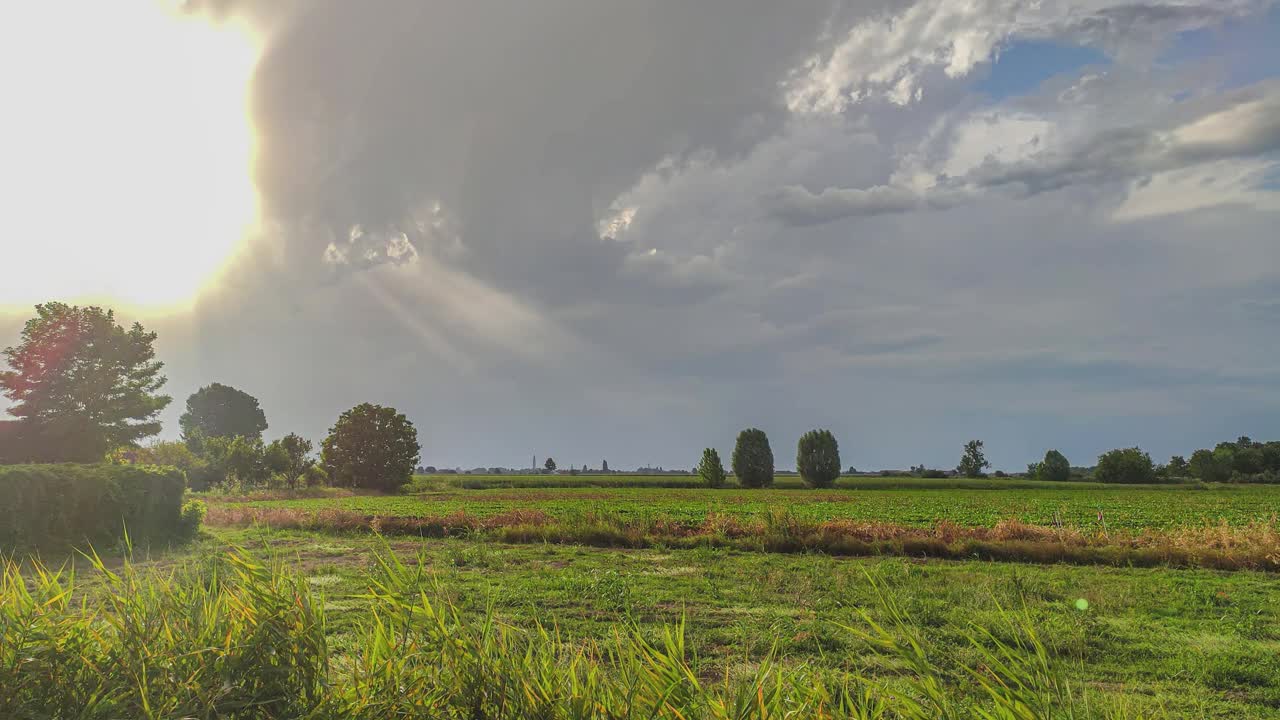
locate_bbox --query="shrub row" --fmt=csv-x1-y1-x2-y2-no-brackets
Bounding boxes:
0,463,194,549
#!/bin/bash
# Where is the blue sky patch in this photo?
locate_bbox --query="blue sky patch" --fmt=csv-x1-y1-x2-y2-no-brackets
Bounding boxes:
1261,162,1280,191
975,40,1107,100
1160,6,1280,88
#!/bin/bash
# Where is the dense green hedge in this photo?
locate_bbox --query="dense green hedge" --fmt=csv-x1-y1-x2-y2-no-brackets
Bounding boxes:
0,464,188,549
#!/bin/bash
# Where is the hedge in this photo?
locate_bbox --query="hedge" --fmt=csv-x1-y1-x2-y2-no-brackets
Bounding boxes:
0,464,188,550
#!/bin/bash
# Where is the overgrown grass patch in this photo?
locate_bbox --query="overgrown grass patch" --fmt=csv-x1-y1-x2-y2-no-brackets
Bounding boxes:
9,535,1278,718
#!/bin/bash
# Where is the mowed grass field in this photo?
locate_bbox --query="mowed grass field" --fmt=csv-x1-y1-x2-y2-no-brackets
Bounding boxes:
198,526,1280,717
230,475,1280,531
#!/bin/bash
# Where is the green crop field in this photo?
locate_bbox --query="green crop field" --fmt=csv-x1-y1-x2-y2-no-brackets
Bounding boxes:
234,477,1280,531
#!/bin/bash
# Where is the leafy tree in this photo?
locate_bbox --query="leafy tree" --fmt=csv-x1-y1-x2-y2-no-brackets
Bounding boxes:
544,457,557,473
1034,449,1071,482
302,463,329,487
732,428,774,488
0,302,170,462
956,440,989,478
136,440,205,473
602,459,609,473
263,439,290,477
1094,447,1156,484
1165,455,1189,478
142,440,201,469
321,403,420,491
179,383,267,441
697,448,727,488
270,433,314,489
213,435,271,486
1263,442,1280,473
796,429,840,488
1225,441,1264,476
1188,447,1231,483
228,436,267,484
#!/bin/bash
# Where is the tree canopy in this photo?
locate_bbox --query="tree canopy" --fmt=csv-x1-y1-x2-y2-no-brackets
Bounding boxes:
272,433,315,489
1034,449,1071,482
1094,447,1156,484
0,303,170,461
796,429,840,488
321,403,420,491
179,383,268,441
732,428,774,488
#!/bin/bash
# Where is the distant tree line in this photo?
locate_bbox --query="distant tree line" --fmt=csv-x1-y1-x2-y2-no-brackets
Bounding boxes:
4,303,1279,492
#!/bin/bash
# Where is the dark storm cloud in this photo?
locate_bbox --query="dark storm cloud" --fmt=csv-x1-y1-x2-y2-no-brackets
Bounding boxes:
198,0,873,301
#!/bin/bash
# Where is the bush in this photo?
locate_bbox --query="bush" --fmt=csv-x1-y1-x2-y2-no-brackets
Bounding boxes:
731,428,774,488
1094,447,1157,484
0,464,188,549
178,499,206,540
796,429,840,488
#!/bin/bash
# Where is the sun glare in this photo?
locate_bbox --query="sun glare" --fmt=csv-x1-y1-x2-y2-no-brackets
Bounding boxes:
0,1,259,314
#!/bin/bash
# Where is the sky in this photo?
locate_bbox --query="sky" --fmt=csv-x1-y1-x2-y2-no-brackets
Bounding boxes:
1,0,1279,472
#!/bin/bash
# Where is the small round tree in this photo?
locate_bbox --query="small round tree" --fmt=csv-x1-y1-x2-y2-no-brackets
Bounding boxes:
1037,449,1071,482
321,403,420,491
1094,447,1156,484
732,428,774,488
180,382,268,441
796,429,840,488
697,447,727,488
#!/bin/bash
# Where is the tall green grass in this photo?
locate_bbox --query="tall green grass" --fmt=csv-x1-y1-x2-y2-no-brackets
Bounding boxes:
0,545,1152,719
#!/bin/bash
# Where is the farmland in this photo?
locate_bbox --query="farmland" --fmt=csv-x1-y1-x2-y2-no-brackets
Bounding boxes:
225,475,1280,531
7,474,1280,716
